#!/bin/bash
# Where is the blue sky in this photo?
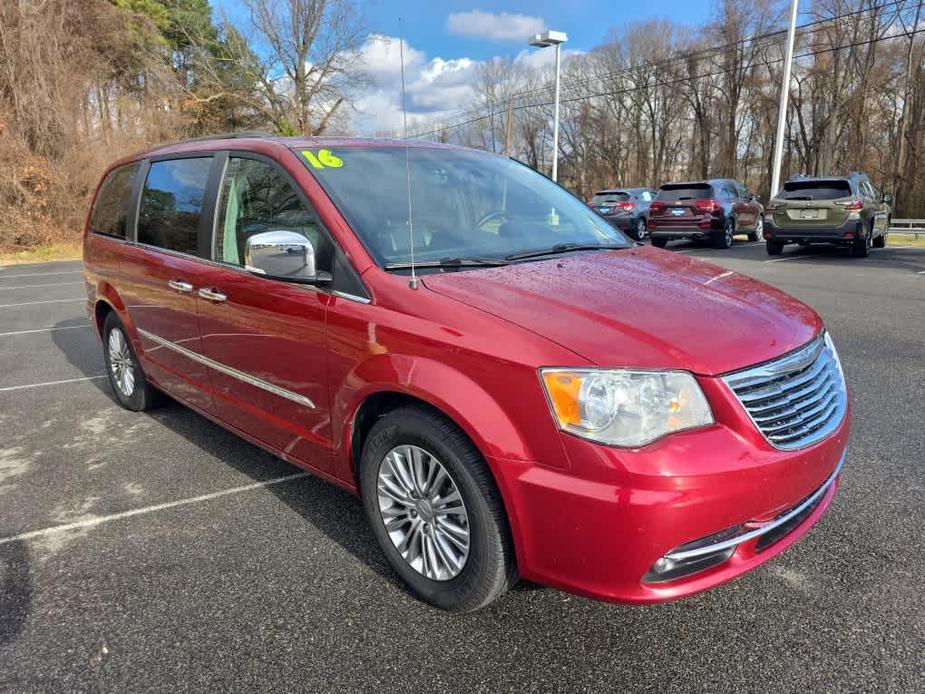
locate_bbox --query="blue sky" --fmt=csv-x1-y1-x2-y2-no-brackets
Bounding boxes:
214,0,717,134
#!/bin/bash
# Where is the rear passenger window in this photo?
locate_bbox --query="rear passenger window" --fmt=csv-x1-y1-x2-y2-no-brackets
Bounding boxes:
214,157,331,270
89,163,139,239
138,158,212,255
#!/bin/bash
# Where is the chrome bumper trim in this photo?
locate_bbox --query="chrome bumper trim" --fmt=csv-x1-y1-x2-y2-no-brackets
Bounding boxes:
137,328,315,409
665,450,846,562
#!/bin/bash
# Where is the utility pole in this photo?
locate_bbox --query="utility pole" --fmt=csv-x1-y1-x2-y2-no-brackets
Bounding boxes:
770,0,799,198
503,98,514,156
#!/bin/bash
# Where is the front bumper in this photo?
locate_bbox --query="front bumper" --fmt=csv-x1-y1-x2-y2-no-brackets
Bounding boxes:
487,375,850,604
766,218,862,242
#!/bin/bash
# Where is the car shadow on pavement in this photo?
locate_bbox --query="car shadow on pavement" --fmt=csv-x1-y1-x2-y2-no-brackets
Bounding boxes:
50,317,406,592
0,541,32,647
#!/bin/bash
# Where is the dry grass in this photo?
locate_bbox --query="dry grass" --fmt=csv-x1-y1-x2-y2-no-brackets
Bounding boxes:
887,234,925,248
0,241,82,265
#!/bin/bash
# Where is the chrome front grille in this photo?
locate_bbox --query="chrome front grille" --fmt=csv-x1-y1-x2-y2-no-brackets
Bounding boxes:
723,334,847,450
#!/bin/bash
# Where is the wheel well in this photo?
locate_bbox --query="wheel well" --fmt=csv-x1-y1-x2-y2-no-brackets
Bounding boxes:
94,300,114,334
350,391,477,482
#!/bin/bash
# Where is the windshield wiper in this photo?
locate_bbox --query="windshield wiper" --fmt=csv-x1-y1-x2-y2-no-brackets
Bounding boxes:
385,256,509,271
505,242,628,261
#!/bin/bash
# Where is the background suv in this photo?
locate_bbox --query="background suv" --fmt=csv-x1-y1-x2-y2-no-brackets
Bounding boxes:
588,187,658,240
764,172,892,258
649,179,764,249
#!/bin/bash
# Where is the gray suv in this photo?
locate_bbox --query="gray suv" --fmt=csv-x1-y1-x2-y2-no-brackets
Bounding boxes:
764,172,892,258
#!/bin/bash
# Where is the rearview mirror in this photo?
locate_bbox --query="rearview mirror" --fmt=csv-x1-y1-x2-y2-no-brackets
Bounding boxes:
245,231,328,283
882,193,894,204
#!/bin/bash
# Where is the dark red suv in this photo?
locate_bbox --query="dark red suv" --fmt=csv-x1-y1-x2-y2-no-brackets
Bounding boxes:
83,135,849,611
649,179,764,249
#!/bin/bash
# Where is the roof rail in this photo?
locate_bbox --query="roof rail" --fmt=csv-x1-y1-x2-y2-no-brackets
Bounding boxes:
180,131,275,143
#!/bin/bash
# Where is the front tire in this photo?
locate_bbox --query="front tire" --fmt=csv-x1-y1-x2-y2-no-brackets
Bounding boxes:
766,238,784,255
651,236,668,248
748,216,764,242
873,220,887,248
101,312,161,411
359,406,517,612
633,217,647,241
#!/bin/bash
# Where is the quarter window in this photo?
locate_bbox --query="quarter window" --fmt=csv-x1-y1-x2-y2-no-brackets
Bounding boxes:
138,157,212,255
89,163,139,239
215,157,330,270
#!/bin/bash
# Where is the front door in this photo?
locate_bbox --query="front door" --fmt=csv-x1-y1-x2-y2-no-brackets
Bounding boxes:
119,156,217,411
196,155,335,475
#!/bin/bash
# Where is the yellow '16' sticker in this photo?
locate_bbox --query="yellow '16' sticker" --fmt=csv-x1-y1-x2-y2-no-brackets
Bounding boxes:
302,149,343,169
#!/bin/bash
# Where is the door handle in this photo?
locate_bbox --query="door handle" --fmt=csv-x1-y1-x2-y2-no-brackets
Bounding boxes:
198,287,227,303
168,279,193,294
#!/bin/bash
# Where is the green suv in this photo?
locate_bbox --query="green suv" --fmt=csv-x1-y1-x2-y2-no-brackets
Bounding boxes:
764,172,892,258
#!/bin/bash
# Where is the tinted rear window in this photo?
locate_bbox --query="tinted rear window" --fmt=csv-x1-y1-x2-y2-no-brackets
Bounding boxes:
779,180,852,200
657,184,713,201
591,192,631,204
89,163,139,239
138,158,212,255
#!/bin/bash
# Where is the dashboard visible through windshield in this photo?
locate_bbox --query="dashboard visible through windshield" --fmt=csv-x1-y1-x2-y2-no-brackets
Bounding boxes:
298,146,631,268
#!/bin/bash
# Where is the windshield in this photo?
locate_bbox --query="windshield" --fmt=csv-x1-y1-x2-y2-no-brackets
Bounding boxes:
778,180,852,201
657,184,713,201
591,192,630,205
299,146,631,266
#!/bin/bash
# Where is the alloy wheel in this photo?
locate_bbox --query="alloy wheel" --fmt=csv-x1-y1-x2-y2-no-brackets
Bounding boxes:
376,444,470,581
107,327,135,397
755,216,763,239
724,222,733,247
636,218,646,241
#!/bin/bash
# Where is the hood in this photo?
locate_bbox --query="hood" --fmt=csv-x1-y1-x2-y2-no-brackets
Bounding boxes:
422,245,822,376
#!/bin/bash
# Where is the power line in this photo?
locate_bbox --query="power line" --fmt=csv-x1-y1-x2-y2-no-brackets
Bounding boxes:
408,24,925,140
408,0,920,139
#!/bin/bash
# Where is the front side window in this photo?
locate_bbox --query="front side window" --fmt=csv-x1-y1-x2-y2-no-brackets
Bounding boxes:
89,163,139,239
215,157,329,269
299,147,631,266
138,157,212,255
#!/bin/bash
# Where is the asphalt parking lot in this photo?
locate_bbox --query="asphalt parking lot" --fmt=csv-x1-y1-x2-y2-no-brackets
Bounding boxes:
1,240,922,691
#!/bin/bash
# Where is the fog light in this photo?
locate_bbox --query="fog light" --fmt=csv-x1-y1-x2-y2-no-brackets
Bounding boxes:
643,524,744,583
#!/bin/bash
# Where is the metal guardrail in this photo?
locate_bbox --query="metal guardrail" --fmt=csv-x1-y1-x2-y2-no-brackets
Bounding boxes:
889,219,925,239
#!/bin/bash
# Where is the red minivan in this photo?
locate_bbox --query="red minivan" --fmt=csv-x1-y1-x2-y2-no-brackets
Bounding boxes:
83,135,849,611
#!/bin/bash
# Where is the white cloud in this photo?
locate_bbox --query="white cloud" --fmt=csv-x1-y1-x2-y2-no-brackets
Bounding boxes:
351,35,480,136
446,10,546,42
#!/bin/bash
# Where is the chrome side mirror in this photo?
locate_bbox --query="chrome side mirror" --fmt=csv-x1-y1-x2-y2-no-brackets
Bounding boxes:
244,231,323,282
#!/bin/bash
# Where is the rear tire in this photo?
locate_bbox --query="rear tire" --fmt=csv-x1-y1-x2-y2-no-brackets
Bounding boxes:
101,312,162,411
359,405,517,612
714,218,734,249
852,226,871,257
651,236,668,248
766,239,784,256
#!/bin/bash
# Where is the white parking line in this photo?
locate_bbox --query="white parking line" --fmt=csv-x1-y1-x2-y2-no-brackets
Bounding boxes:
765,255,815,263
0,375,106,392
0,325,91,337
0,298,84,308
0,281,83,291
0,472,311,547
0,269,82,278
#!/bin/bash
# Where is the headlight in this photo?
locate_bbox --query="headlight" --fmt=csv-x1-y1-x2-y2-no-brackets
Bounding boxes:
540,368,714,447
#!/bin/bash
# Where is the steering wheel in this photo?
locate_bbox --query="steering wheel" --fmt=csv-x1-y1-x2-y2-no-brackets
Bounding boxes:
476,211,507,230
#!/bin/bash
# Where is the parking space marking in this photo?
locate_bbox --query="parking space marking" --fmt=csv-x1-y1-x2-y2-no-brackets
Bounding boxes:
0,298,85,309
0,281,84,291
765,255,815,263
0,325,91,337
0,375,106,392
0,269,82,278
0,472,311,547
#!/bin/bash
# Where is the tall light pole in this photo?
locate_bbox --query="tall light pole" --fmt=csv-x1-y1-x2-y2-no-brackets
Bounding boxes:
529,30,568,182
771,0,799,199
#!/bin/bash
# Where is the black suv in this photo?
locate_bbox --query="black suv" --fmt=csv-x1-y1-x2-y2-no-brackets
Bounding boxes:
588,187,658,241
648,179,764,249
764,172,892,258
